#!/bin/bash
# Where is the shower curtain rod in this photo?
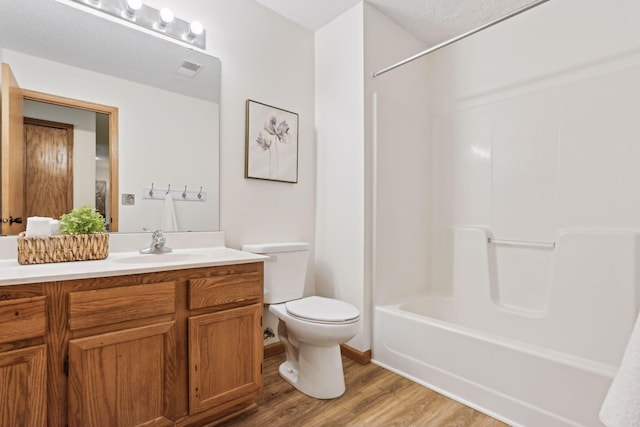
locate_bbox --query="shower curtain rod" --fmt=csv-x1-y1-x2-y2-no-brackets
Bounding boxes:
372,0,551,78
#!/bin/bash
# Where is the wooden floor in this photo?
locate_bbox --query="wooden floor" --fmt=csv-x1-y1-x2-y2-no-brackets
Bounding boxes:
217,354,509,427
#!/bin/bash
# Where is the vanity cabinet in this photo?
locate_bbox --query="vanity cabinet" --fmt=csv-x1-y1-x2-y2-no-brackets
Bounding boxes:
188,269,263,416
67,282,177,427
0,261,263,427
0,296,47,426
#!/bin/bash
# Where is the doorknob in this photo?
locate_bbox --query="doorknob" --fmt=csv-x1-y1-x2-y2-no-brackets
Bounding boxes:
1,216,23,225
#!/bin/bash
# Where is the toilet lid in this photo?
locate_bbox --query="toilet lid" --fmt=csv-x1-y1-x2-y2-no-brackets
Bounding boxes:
285,296,360,323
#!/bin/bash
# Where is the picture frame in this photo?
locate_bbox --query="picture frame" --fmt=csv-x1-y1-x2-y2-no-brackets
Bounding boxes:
245,99,299,183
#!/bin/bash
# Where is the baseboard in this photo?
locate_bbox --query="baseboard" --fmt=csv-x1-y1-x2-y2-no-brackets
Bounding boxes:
340,344,371,365
264,342,371,365
264,342,284,359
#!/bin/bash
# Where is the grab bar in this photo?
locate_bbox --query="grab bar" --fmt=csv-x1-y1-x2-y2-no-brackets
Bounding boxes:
487,238,555,249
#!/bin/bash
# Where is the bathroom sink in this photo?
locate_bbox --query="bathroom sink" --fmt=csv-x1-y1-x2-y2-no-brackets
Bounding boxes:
112,253,206,264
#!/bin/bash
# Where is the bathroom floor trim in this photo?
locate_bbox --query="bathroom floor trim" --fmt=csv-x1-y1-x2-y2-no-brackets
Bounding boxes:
263,342,371,365
264,342,285,359
340,344,372,365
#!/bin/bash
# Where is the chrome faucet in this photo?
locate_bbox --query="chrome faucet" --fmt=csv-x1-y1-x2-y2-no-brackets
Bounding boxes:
140,229,173,254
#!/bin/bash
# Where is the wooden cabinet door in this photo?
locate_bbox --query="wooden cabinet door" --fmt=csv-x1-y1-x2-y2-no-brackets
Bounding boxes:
188,304,263,414
0,345,47,427
0,62,25,235
68,322,176,427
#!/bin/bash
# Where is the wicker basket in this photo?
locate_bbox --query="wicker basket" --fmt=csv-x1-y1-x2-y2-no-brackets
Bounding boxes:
17,232,109,265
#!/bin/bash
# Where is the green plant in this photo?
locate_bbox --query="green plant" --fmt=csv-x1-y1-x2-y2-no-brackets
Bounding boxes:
59,205,106,235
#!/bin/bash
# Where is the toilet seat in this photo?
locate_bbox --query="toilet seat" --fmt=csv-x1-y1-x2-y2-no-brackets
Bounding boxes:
285,296,360,325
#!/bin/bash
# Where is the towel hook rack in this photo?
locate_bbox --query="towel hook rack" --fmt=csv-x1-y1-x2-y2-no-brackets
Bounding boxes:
142,184,206,201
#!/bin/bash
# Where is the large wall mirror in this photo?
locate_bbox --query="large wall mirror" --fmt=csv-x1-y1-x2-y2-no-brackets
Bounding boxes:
0,0,221,233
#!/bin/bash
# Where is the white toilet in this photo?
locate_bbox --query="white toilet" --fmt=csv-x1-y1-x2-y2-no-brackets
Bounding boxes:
242,242,360,399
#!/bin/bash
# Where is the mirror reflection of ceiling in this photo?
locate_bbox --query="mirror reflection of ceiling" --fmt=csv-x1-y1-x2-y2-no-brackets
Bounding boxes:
255,0,536,46
0,0,220,103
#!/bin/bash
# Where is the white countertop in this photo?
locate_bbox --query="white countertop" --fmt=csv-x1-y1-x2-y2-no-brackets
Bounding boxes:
0,232,267,286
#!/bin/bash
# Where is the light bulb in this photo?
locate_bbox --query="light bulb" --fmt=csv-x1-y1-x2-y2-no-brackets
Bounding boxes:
159,8,174,24
124,0,142,18
185,20,204,40
190,21,204,35
127,0,142,10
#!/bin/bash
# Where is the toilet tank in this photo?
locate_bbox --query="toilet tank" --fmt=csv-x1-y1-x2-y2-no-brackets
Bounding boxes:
241,242,309,304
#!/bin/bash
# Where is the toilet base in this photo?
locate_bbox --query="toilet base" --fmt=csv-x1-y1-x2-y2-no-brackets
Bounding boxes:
278,343,346,399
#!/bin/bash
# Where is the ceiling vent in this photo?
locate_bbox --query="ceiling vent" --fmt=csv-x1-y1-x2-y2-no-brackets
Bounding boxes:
176,60,203,78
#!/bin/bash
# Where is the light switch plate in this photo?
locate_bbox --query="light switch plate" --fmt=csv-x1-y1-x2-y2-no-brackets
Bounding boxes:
122,194,135,205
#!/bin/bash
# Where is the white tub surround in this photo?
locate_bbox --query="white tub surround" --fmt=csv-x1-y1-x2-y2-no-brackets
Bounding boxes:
370,1,640,426
374,299,615,427
373,227,638,426
0,231,267,286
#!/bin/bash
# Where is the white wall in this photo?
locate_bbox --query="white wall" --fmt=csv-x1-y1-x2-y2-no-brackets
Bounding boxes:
146,0,317,340
315,3,366,350
314,2,430,350
364,5,430,306
314,1,434,350
147,0,317,276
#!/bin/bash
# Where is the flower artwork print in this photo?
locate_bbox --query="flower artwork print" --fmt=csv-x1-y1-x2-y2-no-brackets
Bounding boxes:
245,100,299,183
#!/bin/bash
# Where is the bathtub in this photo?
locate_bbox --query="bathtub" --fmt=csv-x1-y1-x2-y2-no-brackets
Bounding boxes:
372,228,639,426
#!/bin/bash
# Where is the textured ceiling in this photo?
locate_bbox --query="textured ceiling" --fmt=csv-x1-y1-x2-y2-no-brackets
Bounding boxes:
254,0,537,46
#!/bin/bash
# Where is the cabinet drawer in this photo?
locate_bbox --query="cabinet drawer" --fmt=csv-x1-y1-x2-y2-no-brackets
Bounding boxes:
0,297,46,344
69,282,175,331
189,272,262,310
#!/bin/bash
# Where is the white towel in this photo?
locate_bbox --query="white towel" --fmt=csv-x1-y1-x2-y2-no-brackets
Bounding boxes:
25,217,52,237
49,220,60,236
600,311,640,426
161,194,178,231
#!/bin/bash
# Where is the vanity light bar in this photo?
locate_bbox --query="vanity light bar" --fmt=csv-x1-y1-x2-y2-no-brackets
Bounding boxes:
70,0,206,49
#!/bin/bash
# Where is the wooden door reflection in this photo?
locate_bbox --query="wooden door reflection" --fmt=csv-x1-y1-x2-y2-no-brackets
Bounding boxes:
24,118,73,220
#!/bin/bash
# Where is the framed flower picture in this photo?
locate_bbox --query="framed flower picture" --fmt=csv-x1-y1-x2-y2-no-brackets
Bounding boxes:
245,99,299,183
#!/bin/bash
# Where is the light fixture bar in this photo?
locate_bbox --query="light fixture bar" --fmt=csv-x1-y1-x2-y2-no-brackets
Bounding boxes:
69,0,206,49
